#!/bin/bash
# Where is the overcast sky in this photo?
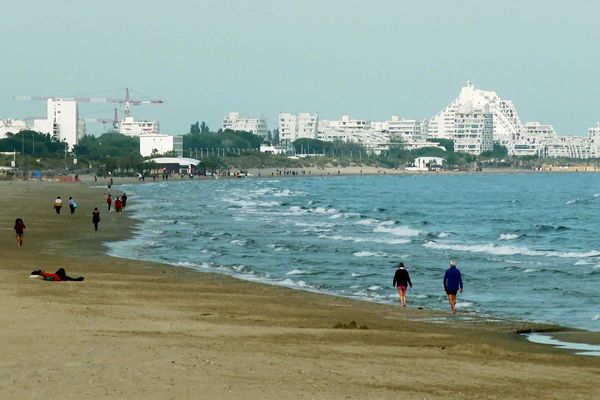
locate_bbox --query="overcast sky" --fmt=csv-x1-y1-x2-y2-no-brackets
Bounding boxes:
1,0,598,135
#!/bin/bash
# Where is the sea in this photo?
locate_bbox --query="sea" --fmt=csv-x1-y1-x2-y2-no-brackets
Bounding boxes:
107,173,600,332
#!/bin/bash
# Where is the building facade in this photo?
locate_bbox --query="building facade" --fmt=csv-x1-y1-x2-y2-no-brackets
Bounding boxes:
453,105,494,155
140,134,183,157
223,112,268,139
428,81,523,152
278,112,318,143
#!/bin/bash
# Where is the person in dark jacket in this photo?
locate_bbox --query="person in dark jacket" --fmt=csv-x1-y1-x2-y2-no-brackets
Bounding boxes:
92,207,101,231
14,218,26,248
393,262,412,307
443,260,464,314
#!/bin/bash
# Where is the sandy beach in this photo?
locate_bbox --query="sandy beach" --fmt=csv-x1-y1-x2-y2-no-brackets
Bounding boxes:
1,178,599,400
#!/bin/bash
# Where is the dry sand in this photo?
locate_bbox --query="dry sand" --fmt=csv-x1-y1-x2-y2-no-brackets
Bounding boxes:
0,179,599,400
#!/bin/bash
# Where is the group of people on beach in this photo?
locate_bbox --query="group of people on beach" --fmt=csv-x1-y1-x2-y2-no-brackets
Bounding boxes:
52,196,78,215
393,260,464,314
14,191,131,248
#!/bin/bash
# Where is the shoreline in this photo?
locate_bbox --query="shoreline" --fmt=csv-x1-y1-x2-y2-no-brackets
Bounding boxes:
1,180,599,399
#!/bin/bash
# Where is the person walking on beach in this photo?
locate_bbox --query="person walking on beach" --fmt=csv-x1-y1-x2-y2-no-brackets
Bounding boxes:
393,262,412,307
92,207,101,231
14,218,26,248
106,194,112,211
443,260,463,314
121,193,127,209
68,197,77,214
53,196,62,215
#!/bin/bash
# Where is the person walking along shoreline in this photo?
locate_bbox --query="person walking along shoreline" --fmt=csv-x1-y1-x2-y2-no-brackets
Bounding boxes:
443,260,463,314
393,262,412,307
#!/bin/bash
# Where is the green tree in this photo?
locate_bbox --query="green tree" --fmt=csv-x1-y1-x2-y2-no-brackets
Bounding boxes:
190,122,200,134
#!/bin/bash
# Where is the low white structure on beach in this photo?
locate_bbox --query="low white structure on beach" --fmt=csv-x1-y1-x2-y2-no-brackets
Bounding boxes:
406,156,446,171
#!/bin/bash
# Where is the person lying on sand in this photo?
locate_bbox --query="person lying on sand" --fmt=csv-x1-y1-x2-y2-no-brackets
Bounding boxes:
30,268,84,282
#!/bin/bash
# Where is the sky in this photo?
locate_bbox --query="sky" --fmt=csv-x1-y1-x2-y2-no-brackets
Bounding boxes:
1,0,599,136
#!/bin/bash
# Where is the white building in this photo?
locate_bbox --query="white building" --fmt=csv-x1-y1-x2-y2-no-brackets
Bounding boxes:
120,116,160,136
511,122,558,156
31,99,84,149
317,115,390,153
428,81,524,150
0,119,29,138
384,116,426,143
541,136,591,159
588,123,600,158
140,134,183,157
453,105,494,155
407,156,446,171
278,112,318,143
223,112,268,139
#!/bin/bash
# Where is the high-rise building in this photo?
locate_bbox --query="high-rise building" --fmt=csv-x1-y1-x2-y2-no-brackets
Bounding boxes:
32,99,84,149
223,112,268,139
453,105,494,155
278,112,318,144
384,116,426,143
428,81,523,150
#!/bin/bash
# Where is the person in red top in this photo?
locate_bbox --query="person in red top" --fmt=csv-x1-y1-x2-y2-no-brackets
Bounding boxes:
14,218,26,248
31,268,84,281
114,197,123,214
106,194,112,211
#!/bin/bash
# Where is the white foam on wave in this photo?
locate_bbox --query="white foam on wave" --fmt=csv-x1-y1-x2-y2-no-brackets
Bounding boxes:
286,269,306,275
355,218,379,226
367,285,381,291
594,194,600,198
523,268,537,273
322,234,410,245
574,259,592,265
379,220,396,226
592,314,600,321
352,251,389,257
230,239,247,246
565,199,577,205
280,278,308,288
437,232,451,238
374,225,421,237
423,241,600,258
593,265,600,270
499,233,520,241
456,301,473,309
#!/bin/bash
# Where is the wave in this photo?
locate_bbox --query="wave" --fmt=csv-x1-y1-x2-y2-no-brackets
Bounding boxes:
423,241,600,258
534,224,570,232
355,218,379,225
286,269,306,275
321,234,410,245
373,225,421,237
499,233,521,241
351,272,377,278
279,278,309,288
352,251,389,257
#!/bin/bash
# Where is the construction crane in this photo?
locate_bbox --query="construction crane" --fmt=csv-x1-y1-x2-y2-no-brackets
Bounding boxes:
14,87,163,119
83,108,120,131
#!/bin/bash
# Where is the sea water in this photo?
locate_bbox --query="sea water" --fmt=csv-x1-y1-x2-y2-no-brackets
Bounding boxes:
107,173,600,331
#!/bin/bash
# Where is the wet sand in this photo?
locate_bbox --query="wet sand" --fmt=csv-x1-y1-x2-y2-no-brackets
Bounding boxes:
0,179,599,399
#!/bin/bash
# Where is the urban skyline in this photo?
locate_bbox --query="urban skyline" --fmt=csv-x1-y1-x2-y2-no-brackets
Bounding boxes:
1,1,599,136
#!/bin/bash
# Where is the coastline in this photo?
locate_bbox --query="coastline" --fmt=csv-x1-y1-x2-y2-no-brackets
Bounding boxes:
1,180,599,399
